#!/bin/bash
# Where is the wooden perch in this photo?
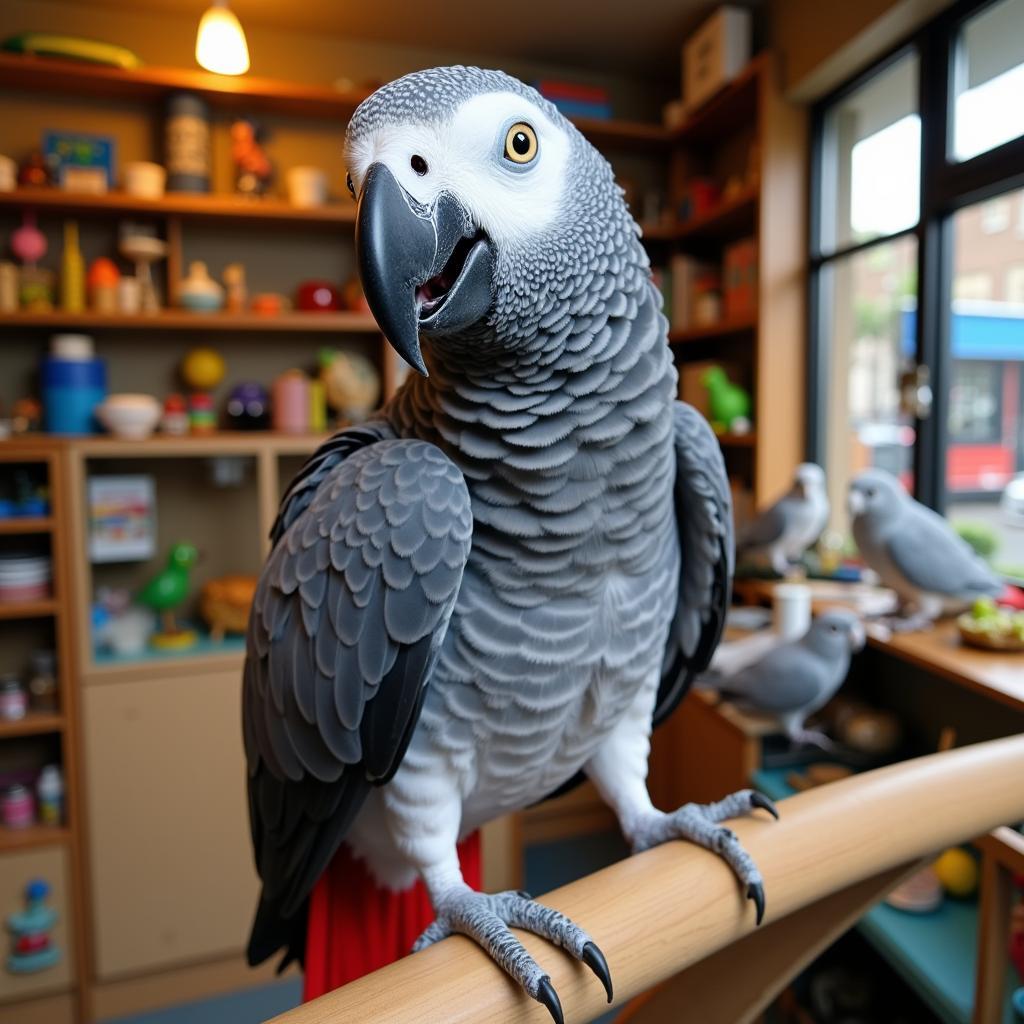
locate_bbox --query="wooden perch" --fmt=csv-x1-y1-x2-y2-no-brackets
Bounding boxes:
267,735,1024,1024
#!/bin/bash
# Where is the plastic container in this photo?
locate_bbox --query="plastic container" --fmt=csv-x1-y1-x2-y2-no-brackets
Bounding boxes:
0,675,27,721
2,785,34,829
41,353,107,434
36,766,63,827
124,161,166,199
165,93,210,193
272,370,310,434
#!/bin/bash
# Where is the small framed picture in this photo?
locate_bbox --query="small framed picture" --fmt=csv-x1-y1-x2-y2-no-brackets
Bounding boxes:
88,475,156,563
43,131,116,194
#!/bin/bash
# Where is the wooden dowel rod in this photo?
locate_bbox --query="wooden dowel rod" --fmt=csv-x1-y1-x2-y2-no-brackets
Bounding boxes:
268,735,1024,1024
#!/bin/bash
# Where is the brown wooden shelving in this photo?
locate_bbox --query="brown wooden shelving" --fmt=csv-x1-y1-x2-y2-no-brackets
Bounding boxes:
0,188,357,227
653,186,759,245
0,712,65,739
716,432,757,448
0,310,379,333
672,55,764,147
0,598,58,620
0,824,71,853
668,317,757,345
0,516,54,534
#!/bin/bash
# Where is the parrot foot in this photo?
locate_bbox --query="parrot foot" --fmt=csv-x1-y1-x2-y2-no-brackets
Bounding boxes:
412,887,612,1023
786,726,835,751
630,789,779,925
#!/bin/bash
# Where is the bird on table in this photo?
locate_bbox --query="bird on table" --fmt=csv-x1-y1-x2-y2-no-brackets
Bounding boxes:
848,468,1003,631
243,66,777,1022
737,462,829,576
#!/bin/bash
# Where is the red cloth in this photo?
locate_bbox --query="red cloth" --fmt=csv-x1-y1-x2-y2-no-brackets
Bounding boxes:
302,832,481,1002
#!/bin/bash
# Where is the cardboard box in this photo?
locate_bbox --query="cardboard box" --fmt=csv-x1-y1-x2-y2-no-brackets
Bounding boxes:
683,6,752,112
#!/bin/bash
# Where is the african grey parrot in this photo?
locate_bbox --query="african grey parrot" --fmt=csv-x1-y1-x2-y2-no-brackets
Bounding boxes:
704,609,865,748
849,468,1003,630
243,66,777,1021
737,462,829,575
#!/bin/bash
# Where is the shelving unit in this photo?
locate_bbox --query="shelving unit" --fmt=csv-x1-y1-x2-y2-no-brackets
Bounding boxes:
0,310,379,333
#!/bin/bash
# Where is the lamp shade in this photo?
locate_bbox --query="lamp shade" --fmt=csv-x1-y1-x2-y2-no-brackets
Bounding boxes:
195,1,250,76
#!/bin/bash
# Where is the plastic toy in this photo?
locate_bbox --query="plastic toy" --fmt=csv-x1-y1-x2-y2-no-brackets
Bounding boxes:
36,765,63,827
319,348,381,423
87,257,120,314
160,394,189,436
181,347,226,392
11,398,42,434
1,786,33,830
60,221,85,312
200,575,257,641
933,847,979,897
2,32,140,68
226,382,269,430
295,280,341,312
271,370,309,434
231,118,273,197
223,263,247,312
188,393,217,435
251,292,286,316
118,224,165,313
178,260,224,312
138,542,199,649
701,365,751,434
5,879,60,974
13,211,54,311
16,151,52,189
0,676,27,721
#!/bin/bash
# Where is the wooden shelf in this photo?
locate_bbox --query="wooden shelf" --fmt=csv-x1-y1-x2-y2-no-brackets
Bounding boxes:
0,598,58,620
0,712,64,739
717,432,757,448
673,55,764,147
668,317,757,345
0,824,70,853
0,310,380,333
0,188,356,227
0,516,53,534
570,116,672,152
652,187,759,245
66,430,328,459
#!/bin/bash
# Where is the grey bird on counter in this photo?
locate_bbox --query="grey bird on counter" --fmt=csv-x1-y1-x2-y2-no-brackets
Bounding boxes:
738,463,830,575
709,609,866,747
242,66,778,1023
849,468,1003,630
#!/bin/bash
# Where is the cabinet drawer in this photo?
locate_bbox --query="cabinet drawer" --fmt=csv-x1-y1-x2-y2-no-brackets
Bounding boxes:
0,845,74,1004
84,669,258,979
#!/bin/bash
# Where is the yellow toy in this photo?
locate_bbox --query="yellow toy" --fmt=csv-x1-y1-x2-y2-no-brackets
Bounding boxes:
933,847,979,897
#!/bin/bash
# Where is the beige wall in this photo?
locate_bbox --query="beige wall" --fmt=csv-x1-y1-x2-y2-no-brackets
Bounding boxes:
769,0,953,101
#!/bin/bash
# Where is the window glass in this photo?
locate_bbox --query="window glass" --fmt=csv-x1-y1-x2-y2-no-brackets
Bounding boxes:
820,235,918,535
952,0,1024,161
946,187,1024,579
819,52,920,253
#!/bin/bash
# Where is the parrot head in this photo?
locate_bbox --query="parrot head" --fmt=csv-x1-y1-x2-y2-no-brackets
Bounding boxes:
344,66,639,374
847,468,904,522
793,462,825,501
806,608,866,655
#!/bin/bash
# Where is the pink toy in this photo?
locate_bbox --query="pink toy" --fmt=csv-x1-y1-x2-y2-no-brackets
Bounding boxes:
11,212,46,267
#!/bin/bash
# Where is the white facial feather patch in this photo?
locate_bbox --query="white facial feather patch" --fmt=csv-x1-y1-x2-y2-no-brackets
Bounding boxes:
346,92,570,247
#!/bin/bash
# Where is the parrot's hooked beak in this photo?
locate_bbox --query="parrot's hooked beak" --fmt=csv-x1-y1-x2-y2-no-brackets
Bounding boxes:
355,162,494,376
847,490,867,517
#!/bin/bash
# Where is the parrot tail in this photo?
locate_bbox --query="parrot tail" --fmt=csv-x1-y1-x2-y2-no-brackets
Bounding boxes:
302,832,481,1002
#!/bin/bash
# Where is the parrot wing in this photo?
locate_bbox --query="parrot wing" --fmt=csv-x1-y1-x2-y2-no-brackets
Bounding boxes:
654,401,734,725
886,503,1001,597
243,431,473,968
720,642,824,714
737,499,787,551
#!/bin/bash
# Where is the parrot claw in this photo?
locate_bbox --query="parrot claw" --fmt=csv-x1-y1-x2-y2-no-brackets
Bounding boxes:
412,888,609,1017
746,882,766,925
630,788,777,926
581,941,613,1002
536,976,564,1024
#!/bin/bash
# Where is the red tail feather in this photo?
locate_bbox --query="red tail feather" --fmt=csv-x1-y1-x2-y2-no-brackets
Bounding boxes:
303,832,482,1001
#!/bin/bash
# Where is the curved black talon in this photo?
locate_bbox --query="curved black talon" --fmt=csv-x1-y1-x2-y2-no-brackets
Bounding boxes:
746,882,766,925
750,792,779,820
581,941,613,1003
535,976,564,1024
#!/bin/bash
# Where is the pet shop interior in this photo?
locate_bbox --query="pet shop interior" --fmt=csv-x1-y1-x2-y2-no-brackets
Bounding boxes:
0,1,1023,1023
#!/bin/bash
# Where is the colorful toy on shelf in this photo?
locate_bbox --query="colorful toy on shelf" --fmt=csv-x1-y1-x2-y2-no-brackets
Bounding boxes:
60,221,85,312
1,785,33,830
27,650,58,713
179,260,224,313
165,93,210,193
137,542,199,650
319,348,382,424
0,675,27,721
226,382,269,430
11,398,42,434
12,211,54,311
5,879,60,974
295,279,341,312
933,847,979,898
223,263,247,312
43,131,115,194
251,292,287,316
87,258,120,314
2,31,140,68
36,765,63,827
118,223,165,313
200,575,257,641
160,394,189,436
230,117,273,197
271,370,310,434
41,334,107,435
701,365,751,435
16,151,52,189
181,346,226,392
188,393,217,435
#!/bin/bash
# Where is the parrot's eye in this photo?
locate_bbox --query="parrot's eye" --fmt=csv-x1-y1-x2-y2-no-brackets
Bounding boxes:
504,122,538,164
866,488,876,499
346,172,356,200
410,154,429,175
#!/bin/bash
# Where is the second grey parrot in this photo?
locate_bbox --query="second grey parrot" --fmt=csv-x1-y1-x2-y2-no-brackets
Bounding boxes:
243,66,778,1021
738,462,829,575
710,609,866,747
849,468,1002,628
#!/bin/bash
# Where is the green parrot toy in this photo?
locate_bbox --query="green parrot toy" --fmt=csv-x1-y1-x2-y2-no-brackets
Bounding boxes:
138,542,199,649
701,365,751,434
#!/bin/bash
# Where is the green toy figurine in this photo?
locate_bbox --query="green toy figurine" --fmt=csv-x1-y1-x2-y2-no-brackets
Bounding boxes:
701,365,752,435
138,542,199,650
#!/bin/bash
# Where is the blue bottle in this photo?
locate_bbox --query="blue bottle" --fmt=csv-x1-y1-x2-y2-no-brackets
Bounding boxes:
41,353,107,434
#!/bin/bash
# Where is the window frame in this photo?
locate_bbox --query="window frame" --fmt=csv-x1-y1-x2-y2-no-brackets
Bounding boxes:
808,0,1024,511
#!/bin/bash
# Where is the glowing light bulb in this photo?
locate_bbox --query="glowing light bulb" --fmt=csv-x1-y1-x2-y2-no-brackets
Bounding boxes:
195,1,250,76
